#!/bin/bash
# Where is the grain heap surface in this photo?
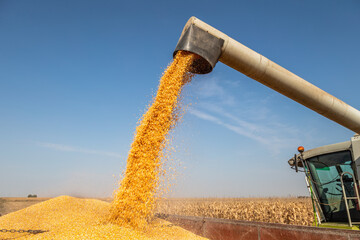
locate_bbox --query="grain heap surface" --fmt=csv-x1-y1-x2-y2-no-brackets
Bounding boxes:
0,196,207,239
109,51,197,228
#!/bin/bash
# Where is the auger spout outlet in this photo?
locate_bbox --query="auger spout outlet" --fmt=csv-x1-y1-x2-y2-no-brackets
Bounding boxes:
174,16,360,134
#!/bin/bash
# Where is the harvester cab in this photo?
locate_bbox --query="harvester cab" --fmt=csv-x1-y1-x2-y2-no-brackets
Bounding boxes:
288,135,360,229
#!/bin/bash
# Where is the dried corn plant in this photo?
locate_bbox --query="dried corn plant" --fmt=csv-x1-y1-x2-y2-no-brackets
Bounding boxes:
155,198,313,226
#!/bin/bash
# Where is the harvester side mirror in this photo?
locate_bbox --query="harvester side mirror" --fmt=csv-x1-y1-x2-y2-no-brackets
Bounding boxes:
294,154,298,172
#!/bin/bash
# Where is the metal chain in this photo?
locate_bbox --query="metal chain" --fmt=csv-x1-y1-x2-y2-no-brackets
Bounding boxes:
0,229,47,234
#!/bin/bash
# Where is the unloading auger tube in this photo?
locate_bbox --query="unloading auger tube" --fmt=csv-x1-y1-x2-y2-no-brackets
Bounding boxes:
173,16,360,134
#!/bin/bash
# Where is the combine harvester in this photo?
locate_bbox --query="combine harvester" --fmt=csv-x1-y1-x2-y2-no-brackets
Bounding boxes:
163,17,360,239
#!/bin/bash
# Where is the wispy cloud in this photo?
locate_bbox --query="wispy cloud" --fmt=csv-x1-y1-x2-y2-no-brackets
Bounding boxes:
193,77,236,106
188,108,271,145
36,142,121,158
188,108,222,124
187,76,302,154
189,107,301,154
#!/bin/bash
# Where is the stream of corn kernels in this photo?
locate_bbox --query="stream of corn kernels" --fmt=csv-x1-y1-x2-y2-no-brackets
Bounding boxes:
109,51,196,229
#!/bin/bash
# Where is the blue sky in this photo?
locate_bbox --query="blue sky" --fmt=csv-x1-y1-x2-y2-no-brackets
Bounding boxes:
0,0,359,197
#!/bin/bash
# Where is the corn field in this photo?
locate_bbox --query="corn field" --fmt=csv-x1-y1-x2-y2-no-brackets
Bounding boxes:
155,198,313,226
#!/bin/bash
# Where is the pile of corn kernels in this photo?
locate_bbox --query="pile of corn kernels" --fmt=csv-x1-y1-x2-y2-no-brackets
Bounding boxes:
0,196,207,239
